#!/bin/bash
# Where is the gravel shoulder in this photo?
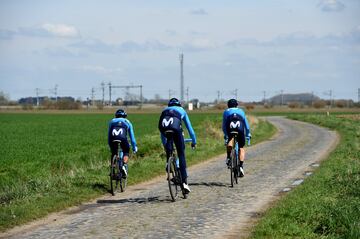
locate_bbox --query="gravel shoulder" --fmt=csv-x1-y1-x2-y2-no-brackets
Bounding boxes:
0,117,339,239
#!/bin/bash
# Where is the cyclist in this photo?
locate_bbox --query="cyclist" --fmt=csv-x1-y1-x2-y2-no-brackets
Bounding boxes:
158,98,196,193
108,109,138,178
222,99,251,177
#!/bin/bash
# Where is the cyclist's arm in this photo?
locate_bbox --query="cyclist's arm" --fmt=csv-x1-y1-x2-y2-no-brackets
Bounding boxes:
127,120,137,150
160,133,167,146
183,113,196,144
243,115,251,137
222,111,228,138
107,121,112,147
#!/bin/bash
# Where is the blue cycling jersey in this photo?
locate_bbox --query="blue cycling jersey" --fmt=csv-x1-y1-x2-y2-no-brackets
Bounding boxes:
222,107,251,138
108,118,137,151
160,106,196,146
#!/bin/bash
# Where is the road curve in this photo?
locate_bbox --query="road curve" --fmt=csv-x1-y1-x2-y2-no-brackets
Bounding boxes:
1,117,338,239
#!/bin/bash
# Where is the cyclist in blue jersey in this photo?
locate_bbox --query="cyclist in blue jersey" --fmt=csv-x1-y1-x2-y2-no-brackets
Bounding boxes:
158,98,197,193
108,109,138,177
222,99,251,177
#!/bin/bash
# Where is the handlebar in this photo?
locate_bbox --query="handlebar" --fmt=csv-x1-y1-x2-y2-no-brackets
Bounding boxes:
184,138,196,149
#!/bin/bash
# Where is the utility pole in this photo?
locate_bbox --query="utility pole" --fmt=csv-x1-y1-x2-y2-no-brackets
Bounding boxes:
91,87,95,106
101,82,105,106
280,90,284,106
108,82,112,106
54,85,58,102
330,90,332,108
234,89,238,100
324,90,332,108
217,90,220,103
180,53,184,101
186,87,189,104
140,85,143,108
35,88,40,107
263,91,266,106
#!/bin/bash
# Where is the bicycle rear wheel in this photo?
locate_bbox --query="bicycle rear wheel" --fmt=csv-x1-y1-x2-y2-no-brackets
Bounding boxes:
233,154,238,184
167,156,179,201
120,172,127,192
230,149,235,187
110,155,120,196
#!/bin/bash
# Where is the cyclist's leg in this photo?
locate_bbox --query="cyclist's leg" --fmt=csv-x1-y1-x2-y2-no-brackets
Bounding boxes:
165,136,174,159
173,131,187,183
110,142,118,163
237,132,246,177
120,140,130,163
226,136,234,165
119,140,130,176
237,131,246,165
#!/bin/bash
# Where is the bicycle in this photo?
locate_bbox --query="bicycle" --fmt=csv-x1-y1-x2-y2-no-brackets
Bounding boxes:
109,140,127,195
166,136,193,202
228,133,250,187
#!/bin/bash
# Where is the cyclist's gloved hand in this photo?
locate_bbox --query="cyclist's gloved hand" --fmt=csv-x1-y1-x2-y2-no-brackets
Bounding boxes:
133,146,138,154
224,136,228,146
246,133,251,145
191,143,196,149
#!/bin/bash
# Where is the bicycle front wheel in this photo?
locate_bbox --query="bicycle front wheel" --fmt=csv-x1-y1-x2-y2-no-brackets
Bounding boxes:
110,155,120,196
167,157,179,201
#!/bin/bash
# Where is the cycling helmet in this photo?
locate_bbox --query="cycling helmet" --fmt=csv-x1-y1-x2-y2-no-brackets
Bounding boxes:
115,109,127,118
227,98,238,108
168,98,181,107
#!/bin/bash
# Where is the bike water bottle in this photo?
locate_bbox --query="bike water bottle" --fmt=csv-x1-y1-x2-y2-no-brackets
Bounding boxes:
176,158,180,168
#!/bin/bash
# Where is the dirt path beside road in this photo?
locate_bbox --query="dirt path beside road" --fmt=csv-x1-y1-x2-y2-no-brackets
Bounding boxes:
1,117,338,239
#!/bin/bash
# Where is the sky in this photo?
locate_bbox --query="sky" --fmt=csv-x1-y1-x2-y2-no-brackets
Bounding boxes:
0,0,359,102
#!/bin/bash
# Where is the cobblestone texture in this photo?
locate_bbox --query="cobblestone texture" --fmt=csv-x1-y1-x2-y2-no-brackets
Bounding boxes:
1,117,338,239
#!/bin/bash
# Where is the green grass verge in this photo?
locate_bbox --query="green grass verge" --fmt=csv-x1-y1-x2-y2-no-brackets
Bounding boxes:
0,112,275,231
251,113,360,239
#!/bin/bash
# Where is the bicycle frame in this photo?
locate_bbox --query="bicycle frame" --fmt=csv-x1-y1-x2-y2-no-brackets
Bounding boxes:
165,135,192,201
109,140,127,195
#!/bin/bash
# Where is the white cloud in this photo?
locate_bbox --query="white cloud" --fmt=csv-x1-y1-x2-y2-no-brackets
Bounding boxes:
4,23,81,39
318,0,345,12
41,23,80,38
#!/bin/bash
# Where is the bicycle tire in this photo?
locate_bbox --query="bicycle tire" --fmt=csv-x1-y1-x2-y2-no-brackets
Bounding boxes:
177,168,188,199
233,153,238,184
230,149,235,187
110,155,119,196
120,174,127,192
167,156,179,201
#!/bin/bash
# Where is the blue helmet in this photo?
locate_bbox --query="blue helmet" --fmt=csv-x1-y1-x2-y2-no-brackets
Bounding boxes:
168,98,181,107
227,99,238,108
115,109,127,118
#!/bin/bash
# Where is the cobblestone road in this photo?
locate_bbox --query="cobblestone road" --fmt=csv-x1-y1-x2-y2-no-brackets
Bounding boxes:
1,117,338,239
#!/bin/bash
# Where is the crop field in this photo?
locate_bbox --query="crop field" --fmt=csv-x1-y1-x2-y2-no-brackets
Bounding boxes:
251,113,360,238
0,112,275,231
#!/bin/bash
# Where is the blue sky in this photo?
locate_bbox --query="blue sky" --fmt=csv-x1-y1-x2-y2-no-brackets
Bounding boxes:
0,0,359,102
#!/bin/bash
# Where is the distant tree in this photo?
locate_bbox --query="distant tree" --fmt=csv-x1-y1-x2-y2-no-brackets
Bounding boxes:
313,100,326,109
335,100,346,108
0,91,10,105
244,103,255,111
288,102,301,109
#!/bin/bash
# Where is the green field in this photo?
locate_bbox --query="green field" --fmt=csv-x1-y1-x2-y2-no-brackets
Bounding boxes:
251,113,360,239
0,112,275,231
